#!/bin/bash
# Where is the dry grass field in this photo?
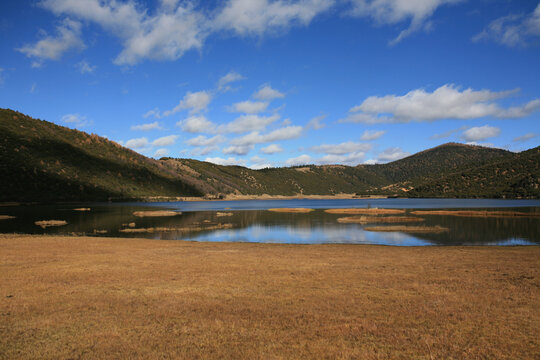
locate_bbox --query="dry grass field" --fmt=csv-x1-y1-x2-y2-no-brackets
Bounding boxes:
1,235,539,359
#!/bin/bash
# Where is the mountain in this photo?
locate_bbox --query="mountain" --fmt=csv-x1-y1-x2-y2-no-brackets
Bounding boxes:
0,109,202,201
0,108,537,201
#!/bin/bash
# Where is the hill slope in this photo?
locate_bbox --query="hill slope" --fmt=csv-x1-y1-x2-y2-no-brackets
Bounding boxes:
0,109,202,201
1,108,537,201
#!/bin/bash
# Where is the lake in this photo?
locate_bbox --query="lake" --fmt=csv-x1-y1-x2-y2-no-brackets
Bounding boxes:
1,199,539,246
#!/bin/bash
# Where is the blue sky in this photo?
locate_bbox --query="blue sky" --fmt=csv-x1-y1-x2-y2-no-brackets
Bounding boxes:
1,0,539,168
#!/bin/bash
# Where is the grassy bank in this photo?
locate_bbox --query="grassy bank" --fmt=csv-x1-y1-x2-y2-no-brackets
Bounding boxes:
1,235,538,359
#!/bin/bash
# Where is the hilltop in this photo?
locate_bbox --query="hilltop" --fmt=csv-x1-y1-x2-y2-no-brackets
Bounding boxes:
1,108,538,201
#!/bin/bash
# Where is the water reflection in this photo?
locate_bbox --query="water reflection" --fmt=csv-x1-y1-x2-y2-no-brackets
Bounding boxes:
0,200,539,246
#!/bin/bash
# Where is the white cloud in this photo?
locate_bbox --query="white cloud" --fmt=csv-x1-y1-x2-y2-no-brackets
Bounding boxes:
250,155,273,169
177,116,216,133
30,83,37,93
76,60,95,74
143,108,162,119
41,0,206,65
473,4,540,47
153,148,169,158
223,144,254,156
253,85,285,100
317,152,366,165
231,125,303,146
306,114,326,130
429,125,468,139
513,133,538,142
462,125,501,142
311,141,371,155
61,113,90,127
343,84,540,124
260,143,283,154
213,0,334,36
125,137,149,149
360,130,385,141
186,135,224,147
152,135,178,147
218,71,246,91
229,100,269,114
363,159,378,165
377,147,410,162
224,113,280,133
17,18,84,66
205,156,247,166
131,121,163,131
348,0,462,44
164,90,212,116
286,154,312,166
0,68,4,86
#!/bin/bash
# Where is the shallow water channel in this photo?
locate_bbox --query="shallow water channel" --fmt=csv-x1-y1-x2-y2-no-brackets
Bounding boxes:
1,199,539,246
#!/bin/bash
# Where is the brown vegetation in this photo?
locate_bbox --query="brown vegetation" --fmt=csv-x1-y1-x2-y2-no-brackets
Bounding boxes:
0,235,538,359
0,215,15,220
411,210,540,218
216,212,233,217
364,225,449,233
73,208,91,211
132,211,180,217
325,208,405,215
34,220,68,228
337,216,424,224
268,208,314,213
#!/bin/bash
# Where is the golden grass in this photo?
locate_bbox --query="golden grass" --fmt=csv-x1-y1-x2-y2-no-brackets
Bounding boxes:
34,220,68,228
268,208,314,213
411,210,540,218
119,223,233,233
364,225,449,233
337,216,424,224
0,215,15,220
73,208,91,211
0,235,538,359
216,212,233,217
325,208,405,215
132,210,180,217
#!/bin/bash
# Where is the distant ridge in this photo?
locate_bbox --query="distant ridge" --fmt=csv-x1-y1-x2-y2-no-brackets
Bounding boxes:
1,108,538,201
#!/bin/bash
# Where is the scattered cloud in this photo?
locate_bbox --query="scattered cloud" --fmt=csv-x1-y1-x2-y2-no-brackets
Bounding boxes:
311,141,371,155
125,137,149,149
473,4,540,47
513,132,538,142
218,71,246,91
306,115,326,130
213,0,334,36
164,90,212,116
231,125,303,146
0,68,5,86
376,147,410,162
143,108,162,119
462,125,501,142
317,152,366,165
61,113,90,127
76,60,96,74
223,144,254,155
348,0,462,45
152,134,178,147
186,135,225,147
250,155,273,169
253,85,285,100
177,115,216,133
229,100,269,114
260,143,283,154
285,154,312,166
343,84,540,124
224,113,280,133
153,148,169,158
30,83,37,93
17,18,84,66
205,156,247,166
131,121,163,131
360,129,385,141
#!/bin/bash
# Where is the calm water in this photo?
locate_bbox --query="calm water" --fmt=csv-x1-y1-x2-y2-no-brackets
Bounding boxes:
1,199,539,246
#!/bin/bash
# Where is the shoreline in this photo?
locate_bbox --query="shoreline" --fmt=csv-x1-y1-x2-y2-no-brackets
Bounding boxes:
1,234,538,359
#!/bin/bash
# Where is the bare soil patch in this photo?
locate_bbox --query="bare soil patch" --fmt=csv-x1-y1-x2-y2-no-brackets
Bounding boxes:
268,208,314,213
133,210,180,217
34,220,68,228
0,215,15,220
73,208,91,211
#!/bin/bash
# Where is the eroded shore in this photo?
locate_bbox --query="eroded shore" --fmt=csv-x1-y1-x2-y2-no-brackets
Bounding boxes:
1,235,538,359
